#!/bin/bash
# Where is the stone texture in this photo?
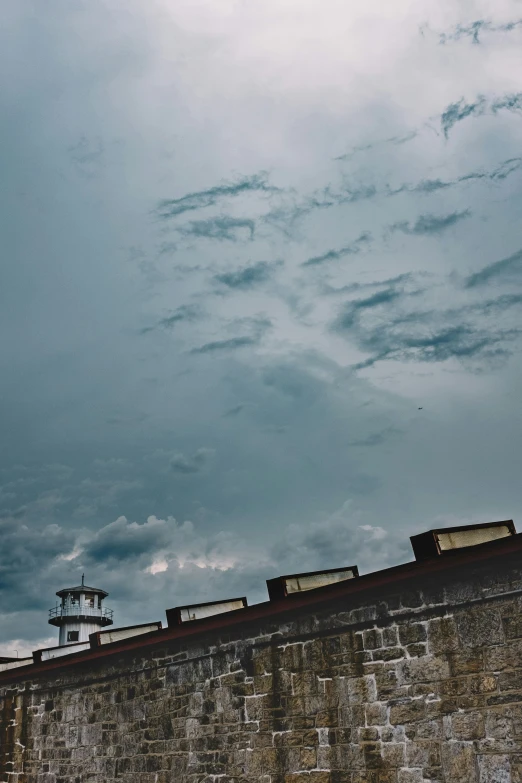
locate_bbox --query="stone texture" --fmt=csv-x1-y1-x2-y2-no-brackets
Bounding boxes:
1,559,522,782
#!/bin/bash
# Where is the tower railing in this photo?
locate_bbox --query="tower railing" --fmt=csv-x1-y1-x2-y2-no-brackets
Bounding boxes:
48,605,113,621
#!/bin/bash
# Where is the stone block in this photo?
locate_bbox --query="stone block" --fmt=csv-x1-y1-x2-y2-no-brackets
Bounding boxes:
389,699,426,725
451,711,485,740
381,742,406,767
399,624,427,647
441,741,477,783
397,770,423,783
397,656,450,686
504,616,522,640
477,754,511,783
456,607,504,647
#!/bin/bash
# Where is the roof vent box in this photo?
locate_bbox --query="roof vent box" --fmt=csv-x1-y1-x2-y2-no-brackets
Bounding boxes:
89,621,162,648
410,520,516,561
166,597,248,628
266,566,359,601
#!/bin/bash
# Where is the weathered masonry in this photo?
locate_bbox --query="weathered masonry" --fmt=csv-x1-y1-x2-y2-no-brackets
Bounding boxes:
2,522,522,782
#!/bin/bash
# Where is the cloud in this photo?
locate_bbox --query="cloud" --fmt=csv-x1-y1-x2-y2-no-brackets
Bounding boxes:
465,248,522,288
141,305,200,334
438,19,522,45
83,515,194,562
348,427,402,447
170,447,215,475
389,210,471,236
0,518,78,611
335,288,404,330
332,282,522,370
155,173,278,219
190,315,271,354
190,336,259,354
334,131,417,161
214,260,282,289
441,93,522,137
67,136,105,177
264,184,377,231
177,216,256,241
269,500,410,575
302,232,372,267
222,403,247,417
353,324,520,370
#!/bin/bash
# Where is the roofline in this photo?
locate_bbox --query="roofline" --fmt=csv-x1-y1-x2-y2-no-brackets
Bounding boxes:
3,532,522,684
56,586,108,598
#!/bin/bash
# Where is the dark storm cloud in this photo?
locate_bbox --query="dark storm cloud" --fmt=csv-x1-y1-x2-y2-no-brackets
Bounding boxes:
389,210,471,236
83,515,176,562
0,517,77,611
439,19,522,45
441,93,522,137
140,305,200,334
301,232,372,267
177,216,256,241
214,259,282,289
156,173,279,219
465,248,522,288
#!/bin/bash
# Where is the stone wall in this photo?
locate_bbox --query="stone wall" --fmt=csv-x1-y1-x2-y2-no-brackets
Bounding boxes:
2,553,522,782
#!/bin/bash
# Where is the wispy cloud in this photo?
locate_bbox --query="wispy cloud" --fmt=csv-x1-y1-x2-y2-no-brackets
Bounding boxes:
439,19,522,45
335,288,404,330
215,260,282,289
334,131,417,162
465,248,522,288
191,314,271,354
302,232,372,267
156,173,278,219
390,210,471,236
441,93,522,138
266,155,520,237
170,447,215,475
333,287,522,370
141,305,199,334
177,216,256,241
222,404,247,418
190,336,259,354
264,184,377,231
348,427,401,447
321,272,418,297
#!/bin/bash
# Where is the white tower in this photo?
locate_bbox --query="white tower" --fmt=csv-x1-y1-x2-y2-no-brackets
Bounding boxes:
48,575,113,646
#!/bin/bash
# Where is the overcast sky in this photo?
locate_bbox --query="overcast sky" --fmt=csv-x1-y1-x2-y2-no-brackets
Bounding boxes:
1,0,522,656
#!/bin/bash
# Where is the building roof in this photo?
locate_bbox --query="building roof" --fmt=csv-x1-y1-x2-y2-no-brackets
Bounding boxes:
56,581,108,598
2,530,521,684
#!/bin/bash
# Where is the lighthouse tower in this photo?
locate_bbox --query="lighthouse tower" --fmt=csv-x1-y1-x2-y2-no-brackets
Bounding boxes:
48,575,113,646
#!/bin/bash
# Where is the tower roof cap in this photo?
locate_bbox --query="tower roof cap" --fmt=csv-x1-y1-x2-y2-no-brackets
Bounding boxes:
56,576,108,599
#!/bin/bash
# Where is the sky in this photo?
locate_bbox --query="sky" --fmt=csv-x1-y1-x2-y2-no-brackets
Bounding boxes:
1,0,522,656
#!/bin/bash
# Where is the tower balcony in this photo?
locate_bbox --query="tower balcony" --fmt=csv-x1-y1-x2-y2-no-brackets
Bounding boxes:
48,604,113,627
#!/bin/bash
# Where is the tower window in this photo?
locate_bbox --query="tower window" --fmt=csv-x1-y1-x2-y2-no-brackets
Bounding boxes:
67,631,79,642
